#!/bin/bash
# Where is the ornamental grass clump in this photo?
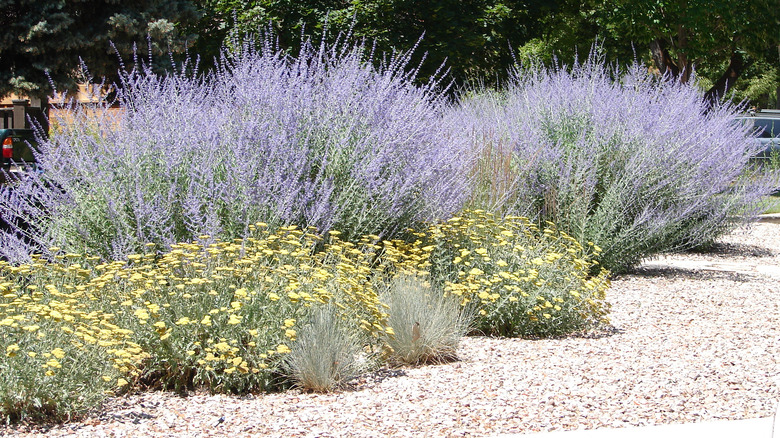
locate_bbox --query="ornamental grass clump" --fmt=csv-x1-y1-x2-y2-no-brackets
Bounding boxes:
282,305,371,392
424,210,610,338
381,274,472,365
452,55,780,273
0,35,471,262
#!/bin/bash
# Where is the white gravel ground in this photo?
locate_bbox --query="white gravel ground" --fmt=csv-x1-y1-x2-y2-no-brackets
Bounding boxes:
4,223,779,437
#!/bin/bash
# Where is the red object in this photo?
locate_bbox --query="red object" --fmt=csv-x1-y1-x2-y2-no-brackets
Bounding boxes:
2,137,12,159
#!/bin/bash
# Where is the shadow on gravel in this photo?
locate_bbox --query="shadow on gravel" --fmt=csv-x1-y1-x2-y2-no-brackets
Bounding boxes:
577,325,624,339
494,324,625,342
684,242,775,258
627,266,755,282
344,368,409,392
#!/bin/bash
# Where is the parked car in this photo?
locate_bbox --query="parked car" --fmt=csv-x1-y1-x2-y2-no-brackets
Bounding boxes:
737,110,780,160
0,128,38,185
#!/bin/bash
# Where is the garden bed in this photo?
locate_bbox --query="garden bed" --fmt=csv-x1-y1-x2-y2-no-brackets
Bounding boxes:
5,223,778,437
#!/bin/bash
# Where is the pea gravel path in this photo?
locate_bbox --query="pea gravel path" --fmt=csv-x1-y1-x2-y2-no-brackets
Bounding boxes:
4,222,780,437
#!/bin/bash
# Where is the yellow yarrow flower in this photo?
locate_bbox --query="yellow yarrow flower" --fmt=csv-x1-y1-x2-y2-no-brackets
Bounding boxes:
6,344,20,357
227,314,242,325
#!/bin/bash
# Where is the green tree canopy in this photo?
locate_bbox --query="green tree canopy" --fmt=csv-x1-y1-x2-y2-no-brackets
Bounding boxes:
0,0,199,99
604,0,780,104
190,0,557,87
507,0,779,107
4,0,776,106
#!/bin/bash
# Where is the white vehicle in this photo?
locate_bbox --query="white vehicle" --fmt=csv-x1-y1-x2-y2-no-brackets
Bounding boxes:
738,110,780,159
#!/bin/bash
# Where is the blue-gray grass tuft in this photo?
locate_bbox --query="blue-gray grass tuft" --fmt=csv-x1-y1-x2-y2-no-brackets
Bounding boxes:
283,305,370,392
381,275,472,365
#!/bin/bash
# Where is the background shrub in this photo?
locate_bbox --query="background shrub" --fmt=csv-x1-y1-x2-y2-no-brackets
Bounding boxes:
451,56,780,273
0,36,471,262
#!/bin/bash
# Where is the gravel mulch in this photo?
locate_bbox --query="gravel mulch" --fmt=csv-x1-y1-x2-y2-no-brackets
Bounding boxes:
4,223,779,437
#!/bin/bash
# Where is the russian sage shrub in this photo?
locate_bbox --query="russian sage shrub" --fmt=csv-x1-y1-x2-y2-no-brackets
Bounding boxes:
0,37,471,261
451,57,779,273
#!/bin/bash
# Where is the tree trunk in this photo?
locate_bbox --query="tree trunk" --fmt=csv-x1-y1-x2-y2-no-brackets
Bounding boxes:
677,0,694,82
649,39,679,77
703,51,746,111
649,38,693,82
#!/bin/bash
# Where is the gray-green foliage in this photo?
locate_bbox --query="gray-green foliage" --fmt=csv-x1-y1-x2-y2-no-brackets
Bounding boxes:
0,339,119,424
382,275,472,365
283,306,370,392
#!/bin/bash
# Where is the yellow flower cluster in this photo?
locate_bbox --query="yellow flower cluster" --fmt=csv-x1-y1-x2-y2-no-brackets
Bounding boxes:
0,211,612,406
0,223,402,396
0,273,148,382
387,210,611,337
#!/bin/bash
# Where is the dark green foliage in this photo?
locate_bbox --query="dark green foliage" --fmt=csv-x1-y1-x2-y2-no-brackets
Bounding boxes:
192,0,778,105
4,0,777,105
191,0,557,87
519,0,780,107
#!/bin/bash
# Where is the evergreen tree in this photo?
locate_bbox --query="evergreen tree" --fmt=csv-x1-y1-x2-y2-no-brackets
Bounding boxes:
0,0,199,99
